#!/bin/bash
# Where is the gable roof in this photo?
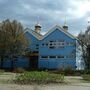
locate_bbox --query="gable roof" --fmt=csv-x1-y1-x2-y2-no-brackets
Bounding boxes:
42,25,76,40
24,28,42,40
24,25,76,40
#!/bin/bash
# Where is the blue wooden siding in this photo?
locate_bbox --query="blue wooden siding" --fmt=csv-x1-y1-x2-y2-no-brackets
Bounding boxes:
39,29,76,69
25,31,40,51
14,57,29,68
2,57,29,68
38,59,76,69
3,59,11,68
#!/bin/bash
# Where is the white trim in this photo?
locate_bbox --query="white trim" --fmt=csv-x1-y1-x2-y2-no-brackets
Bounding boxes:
24,28,42,40
42,25,76,40
24,25,77,40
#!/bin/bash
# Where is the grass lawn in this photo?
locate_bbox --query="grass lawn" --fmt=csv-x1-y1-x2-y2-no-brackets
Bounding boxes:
14,71,64,84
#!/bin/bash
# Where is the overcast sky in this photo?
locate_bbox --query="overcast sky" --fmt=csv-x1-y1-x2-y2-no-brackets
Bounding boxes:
0,0,90,36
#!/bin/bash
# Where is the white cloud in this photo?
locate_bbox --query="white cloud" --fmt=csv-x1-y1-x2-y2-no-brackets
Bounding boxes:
22,4,31,10
86,17,90,21
0,0,89,36
67,0,90,19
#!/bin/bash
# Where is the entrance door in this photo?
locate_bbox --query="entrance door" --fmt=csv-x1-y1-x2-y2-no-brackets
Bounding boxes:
30,56,38,70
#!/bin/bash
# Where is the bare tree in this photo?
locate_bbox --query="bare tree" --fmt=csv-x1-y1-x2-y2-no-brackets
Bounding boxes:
0,19,28,69
78,25,90,69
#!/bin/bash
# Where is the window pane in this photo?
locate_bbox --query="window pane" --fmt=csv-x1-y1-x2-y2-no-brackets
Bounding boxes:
49,56,56,58
41,56,48,59
57,56,64,58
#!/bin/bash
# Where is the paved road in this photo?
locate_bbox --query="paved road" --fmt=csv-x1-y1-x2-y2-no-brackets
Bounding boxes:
0,84,90,90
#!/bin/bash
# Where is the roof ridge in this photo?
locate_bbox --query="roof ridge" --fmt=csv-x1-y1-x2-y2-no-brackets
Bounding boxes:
24,28,42,40
24,25,76,40
42,25,76,40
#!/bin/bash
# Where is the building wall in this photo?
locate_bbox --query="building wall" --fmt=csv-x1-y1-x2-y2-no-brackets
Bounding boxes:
39,29,76,69
25,31,40,52
2,57,29,69
0,28,77,69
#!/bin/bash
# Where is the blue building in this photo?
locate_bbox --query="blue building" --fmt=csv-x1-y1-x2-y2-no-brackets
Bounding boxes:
24,23,77,70
1,23,77,70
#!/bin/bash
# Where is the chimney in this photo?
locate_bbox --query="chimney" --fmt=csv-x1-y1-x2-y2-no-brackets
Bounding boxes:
63,16,68,31
63,24,68,31
35,23,41,33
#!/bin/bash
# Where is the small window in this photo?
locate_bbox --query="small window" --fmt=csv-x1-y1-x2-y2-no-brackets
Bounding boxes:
49,56,56,58
41,56,48,59
36,44,39,49
50,43,52,45
61,42,65,45
42,43,45,46
57,56,64,58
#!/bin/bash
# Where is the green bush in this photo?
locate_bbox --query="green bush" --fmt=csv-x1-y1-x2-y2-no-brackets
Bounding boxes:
52,67,75,75
50,68,85,76
74,70,84,76
13,68,25,73
64,67,74,75
15,71,64,84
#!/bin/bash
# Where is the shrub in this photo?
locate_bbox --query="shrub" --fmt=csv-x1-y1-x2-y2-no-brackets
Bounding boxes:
14,71,64,84
64,67,74,75
57,68,64,74
54,67,74,75
13,68,25,73
74,70,84,76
